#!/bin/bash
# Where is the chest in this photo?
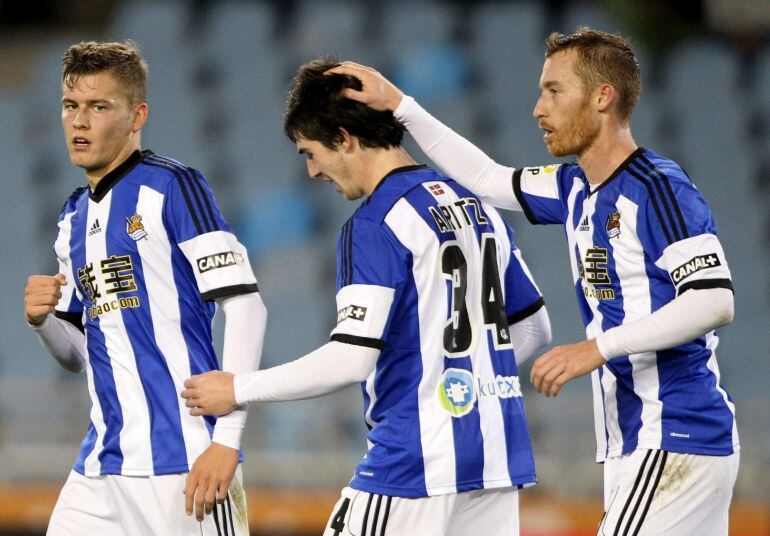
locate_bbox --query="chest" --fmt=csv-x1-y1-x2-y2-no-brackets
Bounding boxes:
61,189,168,306
566,188,650,286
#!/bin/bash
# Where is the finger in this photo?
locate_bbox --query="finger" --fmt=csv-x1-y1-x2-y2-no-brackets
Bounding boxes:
195,480,207,521
204,482,218,515
327,63,369,76
529,350,554,384
190,407,205,416
217,480,229,503
183,475,197,516
541,363,565,397
341,87,369,103
32,295,61,306
184,398,198,408
54,273,68,286
548,371,571,397
339,60,375,71
530,362,545,392
180,388,195,400
183,377,196,389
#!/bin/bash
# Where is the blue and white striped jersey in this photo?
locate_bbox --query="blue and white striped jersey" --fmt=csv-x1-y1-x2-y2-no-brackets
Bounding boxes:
513,148,738,462
54,150,258,476
331,165,542,498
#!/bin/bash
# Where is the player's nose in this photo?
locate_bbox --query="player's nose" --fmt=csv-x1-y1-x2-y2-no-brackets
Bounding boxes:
73,110,89,129
532,97,545,119
306,159,321,179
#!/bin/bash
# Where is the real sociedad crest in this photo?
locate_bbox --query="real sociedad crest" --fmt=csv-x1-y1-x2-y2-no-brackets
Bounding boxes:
606,211,621,239
126,214,148,241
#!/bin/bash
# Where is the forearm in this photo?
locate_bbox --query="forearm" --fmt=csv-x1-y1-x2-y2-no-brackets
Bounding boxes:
394,95,521,210
510,305,552,366
212,292,267,449
596,287,734,360
30,314,86,373
234,341,379,404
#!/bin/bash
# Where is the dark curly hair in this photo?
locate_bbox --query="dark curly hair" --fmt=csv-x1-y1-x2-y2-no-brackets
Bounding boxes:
284,57,405,149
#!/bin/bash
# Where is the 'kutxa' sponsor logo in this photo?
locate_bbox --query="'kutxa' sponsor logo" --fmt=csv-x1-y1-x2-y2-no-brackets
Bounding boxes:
197,251,244,273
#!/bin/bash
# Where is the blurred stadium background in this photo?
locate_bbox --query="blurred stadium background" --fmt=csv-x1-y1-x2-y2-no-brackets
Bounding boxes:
1,0,768,534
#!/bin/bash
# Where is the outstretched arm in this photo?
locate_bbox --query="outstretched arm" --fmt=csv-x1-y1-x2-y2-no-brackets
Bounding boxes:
182,341,379,415
327,62,521,210
530,287,733,397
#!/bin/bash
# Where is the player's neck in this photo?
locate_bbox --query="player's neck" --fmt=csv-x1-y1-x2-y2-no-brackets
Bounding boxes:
85,141,142,191
577,126,637,186
360,147,417,196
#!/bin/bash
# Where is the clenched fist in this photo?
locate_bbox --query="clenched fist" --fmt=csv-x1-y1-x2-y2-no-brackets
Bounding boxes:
25,273,67,326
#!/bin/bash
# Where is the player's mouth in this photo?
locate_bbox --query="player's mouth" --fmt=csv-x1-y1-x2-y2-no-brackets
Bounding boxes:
72,137,92,150
540,123,555,142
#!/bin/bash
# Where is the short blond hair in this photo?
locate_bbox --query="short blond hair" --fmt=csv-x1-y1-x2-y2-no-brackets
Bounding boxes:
62,40,148,104
546,27,641,123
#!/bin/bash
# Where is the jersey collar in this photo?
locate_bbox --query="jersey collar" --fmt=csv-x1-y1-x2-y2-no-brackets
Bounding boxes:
370,164,429,197
90,149,151,202
585,147,646,197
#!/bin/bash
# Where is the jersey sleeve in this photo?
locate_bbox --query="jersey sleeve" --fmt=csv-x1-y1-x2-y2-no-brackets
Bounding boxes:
512,164,572,225
53,204,85,332
330,218,408,349
641,176,732,296
502,225,545,324
163,169,258,301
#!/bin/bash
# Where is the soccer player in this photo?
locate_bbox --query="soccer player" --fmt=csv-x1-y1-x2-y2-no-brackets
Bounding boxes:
23,41,265,535
329,27,740,536
181,58,551,535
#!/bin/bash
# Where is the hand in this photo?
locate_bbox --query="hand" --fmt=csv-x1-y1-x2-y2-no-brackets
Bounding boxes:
325,61,404,112
182,371,237,416
25,274,67,326
183,442,239,521
530,339,607,397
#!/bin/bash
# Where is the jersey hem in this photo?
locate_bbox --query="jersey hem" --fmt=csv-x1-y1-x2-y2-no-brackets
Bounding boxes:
597,439,740,462
73,463,191,477
349,474,537,498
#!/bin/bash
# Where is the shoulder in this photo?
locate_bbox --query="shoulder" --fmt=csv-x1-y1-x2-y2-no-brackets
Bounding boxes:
58,185,89,221
516,162,582,190
625,149,702,203
137,152,207,193
341,209,407,257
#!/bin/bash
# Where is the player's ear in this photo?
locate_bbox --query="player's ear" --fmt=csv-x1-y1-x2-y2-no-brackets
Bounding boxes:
339,127,355,153
131,102,148,133
594,83,615,114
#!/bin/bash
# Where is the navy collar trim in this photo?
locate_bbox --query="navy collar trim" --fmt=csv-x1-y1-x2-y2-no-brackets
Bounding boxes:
586,147,646,197
370,164,428,197
90,149,150,202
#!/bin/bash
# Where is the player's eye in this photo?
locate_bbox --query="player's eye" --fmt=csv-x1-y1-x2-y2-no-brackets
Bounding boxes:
63,103,77,110
93,104,107,111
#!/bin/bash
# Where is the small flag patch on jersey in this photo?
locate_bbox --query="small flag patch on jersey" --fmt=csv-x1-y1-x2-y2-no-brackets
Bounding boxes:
125,214,148,241
428,183,445,196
